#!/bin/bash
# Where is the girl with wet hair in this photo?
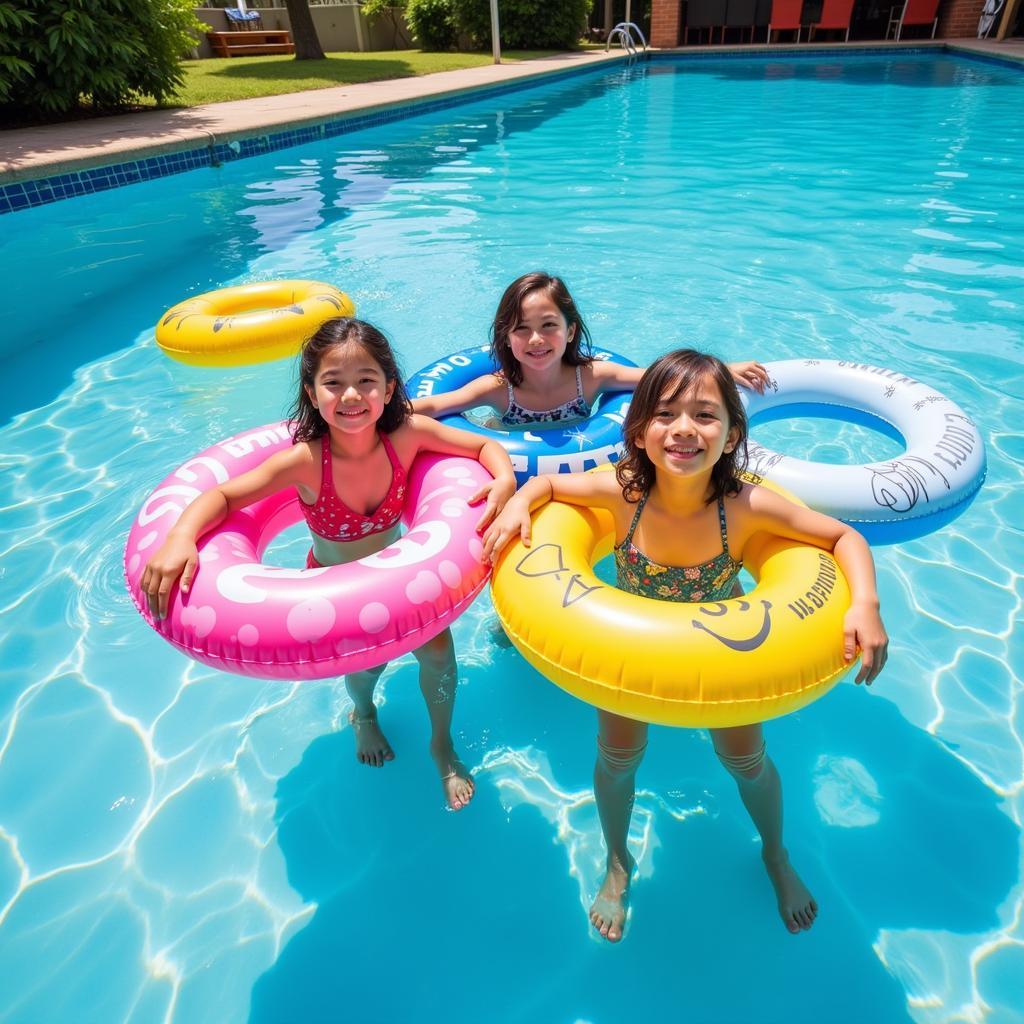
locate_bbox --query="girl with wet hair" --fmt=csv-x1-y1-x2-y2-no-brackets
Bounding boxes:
143,317,518,812
412,272,769,427
481,348,888,941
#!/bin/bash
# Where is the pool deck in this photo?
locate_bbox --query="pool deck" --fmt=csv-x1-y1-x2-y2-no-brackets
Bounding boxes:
2,37,1022,187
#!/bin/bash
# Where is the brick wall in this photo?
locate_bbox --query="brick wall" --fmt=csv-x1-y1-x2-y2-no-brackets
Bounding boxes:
650,0,987,43
650,0,681,45
938,0,985,37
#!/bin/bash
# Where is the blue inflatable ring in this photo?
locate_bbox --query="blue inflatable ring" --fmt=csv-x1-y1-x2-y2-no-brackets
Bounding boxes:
407,345,637,486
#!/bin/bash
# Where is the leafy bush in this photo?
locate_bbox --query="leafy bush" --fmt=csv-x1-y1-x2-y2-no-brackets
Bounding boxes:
406,0,457,50
450,0,591,49
0,0,202,121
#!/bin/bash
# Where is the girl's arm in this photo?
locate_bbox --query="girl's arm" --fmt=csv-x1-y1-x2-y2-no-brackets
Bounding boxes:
481,470,621,562
588,359,768,398
410,374,505,418
744,486,888,684
729,360,769,393
140,444,313,619
402,413,518,531
589,361,644,397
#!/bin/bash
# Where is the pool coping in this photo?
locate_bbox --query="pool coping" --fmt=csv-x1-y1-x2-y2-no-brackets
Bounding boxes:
2,38,1021,216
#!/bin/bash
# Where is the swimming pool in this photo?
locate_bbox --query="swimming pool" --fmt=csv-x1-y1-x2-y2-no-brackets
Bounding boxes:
1,51,1022,1023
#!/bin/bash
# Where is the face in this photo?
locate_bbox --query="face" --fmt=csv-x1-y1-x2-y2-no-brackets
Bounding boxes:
306,342,395,433
506,289,576,372
637,373,740,478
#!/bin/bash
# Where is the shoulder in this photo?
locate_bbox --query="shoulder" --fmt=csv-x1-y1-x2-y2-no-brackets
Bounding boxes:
271,439,318,472
282,438,320,479
729,480,802,528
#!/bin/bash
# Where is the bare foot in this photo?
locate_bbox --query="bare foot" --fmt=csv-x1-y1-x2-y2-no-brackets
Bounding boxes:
763,849,817,933
589,856,633,942
348,709,394,767
431,740,474,810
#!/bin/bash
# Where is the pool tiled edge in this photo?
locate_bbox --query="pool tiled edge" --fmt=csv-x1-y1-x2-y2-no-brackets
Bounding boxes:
0,56,623,217
3,40,1021,217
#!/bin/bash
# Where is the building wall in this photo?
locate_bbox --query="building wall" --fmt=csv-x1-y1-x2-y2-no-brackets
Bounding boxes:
646,0,985,45
650,0,682,45
938,0,985,37
192,4,413,58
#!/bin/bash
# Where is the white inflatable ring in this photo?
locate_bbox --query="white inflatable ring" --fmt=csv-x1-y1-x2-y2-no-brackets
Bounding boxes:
741,360,986,543
124,422,491,679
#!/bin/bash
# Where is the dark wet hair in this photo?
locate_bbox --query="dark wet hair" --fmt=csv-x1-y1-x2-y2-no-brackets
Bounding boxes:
615,349,748,505
489,272,593,386
290,317,412,443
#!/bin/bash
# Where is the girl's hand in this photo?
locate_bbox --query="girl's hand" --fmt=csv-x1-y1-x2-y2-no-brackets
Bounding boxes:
481,496,533,563
468,475,517,533
729,361,769,393
140,534,199,620
843,602,888,684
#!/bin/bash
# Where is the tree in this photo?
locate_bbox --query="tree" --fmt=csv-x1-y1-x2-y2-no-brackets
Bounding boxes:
284,0,326,59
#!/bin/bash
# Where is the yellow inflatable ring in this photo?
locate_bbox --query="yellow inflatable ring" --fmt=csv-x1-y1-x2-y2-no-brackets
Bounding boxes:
156,280,355,367
490,479,854,729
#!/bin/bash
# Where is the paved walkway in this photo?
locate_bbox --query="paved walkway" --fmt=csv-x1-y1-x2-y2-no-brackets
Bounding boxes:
2,38,1021,186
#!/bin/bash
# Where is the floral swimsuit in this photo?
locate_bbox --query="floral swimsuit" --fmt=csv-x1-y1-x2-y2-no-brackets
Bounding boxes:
614,493,742,603
500,365,591,426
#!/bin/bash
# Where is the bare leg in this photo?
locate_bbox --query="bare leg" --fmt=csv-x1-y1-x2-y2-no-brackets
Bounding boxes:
344,663,393,767
590,710,648,942
412,629,474,811
710,723,818,933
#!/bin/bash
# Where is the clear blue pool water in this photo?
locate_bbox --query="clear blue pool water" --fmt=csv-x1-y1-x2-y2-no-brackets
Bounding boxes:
1,52,1023,1024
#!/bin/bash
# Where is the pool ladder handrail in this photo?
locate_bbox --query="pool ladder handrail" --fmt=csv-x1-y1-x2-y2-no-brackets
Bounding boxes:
605,21,648,58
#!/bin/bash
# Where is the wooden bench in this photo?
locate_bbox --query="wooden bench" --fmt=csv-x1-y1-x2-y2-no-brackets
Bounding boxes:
206,30,295,57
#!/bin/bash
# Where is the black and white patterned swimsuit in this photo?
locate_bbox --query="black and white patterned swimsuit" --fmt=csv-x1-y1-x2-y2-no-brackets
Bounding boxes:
500,365,591,426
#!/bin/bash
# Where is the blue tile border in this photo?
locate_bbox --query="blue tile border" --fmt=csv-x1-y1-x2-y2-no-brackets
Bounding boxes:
1,43,1019,217
0,58,615,217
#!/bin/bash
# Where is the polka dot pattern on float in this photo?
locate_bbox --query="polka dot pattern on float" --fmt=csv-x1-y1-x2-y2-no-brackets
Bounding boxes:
438,560,462,588
359,602,390,635
237,624,260,647
286,598,336,643
137,531,159,552
406,570,443,605
441,498,468,518
180,604,217,638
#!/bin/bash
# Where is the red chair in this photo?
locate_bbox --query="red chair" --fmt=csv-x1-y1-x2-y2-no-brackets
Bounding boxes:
768,0,804,41
887,0,941,40
809,0,855,40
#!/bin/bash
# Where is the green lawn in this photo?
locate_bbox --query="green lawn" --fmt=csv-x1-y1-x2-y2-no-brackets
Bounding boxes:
167,49,560,107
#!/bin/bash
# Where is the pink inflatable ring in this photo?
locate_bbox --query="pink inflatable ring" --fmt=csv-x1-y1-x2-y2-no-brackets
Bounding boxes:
124,421,492,679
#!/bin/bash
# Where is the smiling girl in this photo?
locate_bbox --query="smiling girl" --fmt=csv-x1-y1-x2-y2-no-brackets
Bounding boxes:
411,272,768,426
141,318,517,811
482,349,888,940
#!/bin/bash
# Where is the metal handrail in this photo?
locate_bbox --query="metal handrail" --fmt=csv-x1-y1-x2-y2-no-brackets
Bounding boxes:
605,21,648,55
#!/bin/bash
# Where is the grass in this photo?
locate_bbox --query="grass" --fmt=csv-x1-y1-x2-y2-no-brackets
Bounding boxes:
166,49,561,107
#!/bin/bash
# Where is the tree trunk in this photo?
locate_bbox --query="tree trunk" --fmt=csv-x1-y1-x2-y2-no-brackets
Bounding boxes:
284,0,326,60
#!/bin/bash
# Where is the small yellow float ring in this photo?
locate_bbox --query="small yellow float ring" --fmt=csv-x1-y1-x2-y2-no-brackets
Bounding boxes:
491,477,854,728
156,280,355,367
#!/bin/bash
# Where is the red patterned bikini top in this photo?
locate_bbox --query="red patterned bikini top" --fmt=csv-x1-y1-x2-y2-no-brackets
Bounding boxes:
299,432,407,541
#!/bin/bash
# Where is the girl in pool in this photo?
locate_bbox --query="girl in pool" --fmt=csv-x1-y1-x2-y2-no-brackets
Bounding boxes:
141,317,518,811
481,348,888,939
410,271,770,425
